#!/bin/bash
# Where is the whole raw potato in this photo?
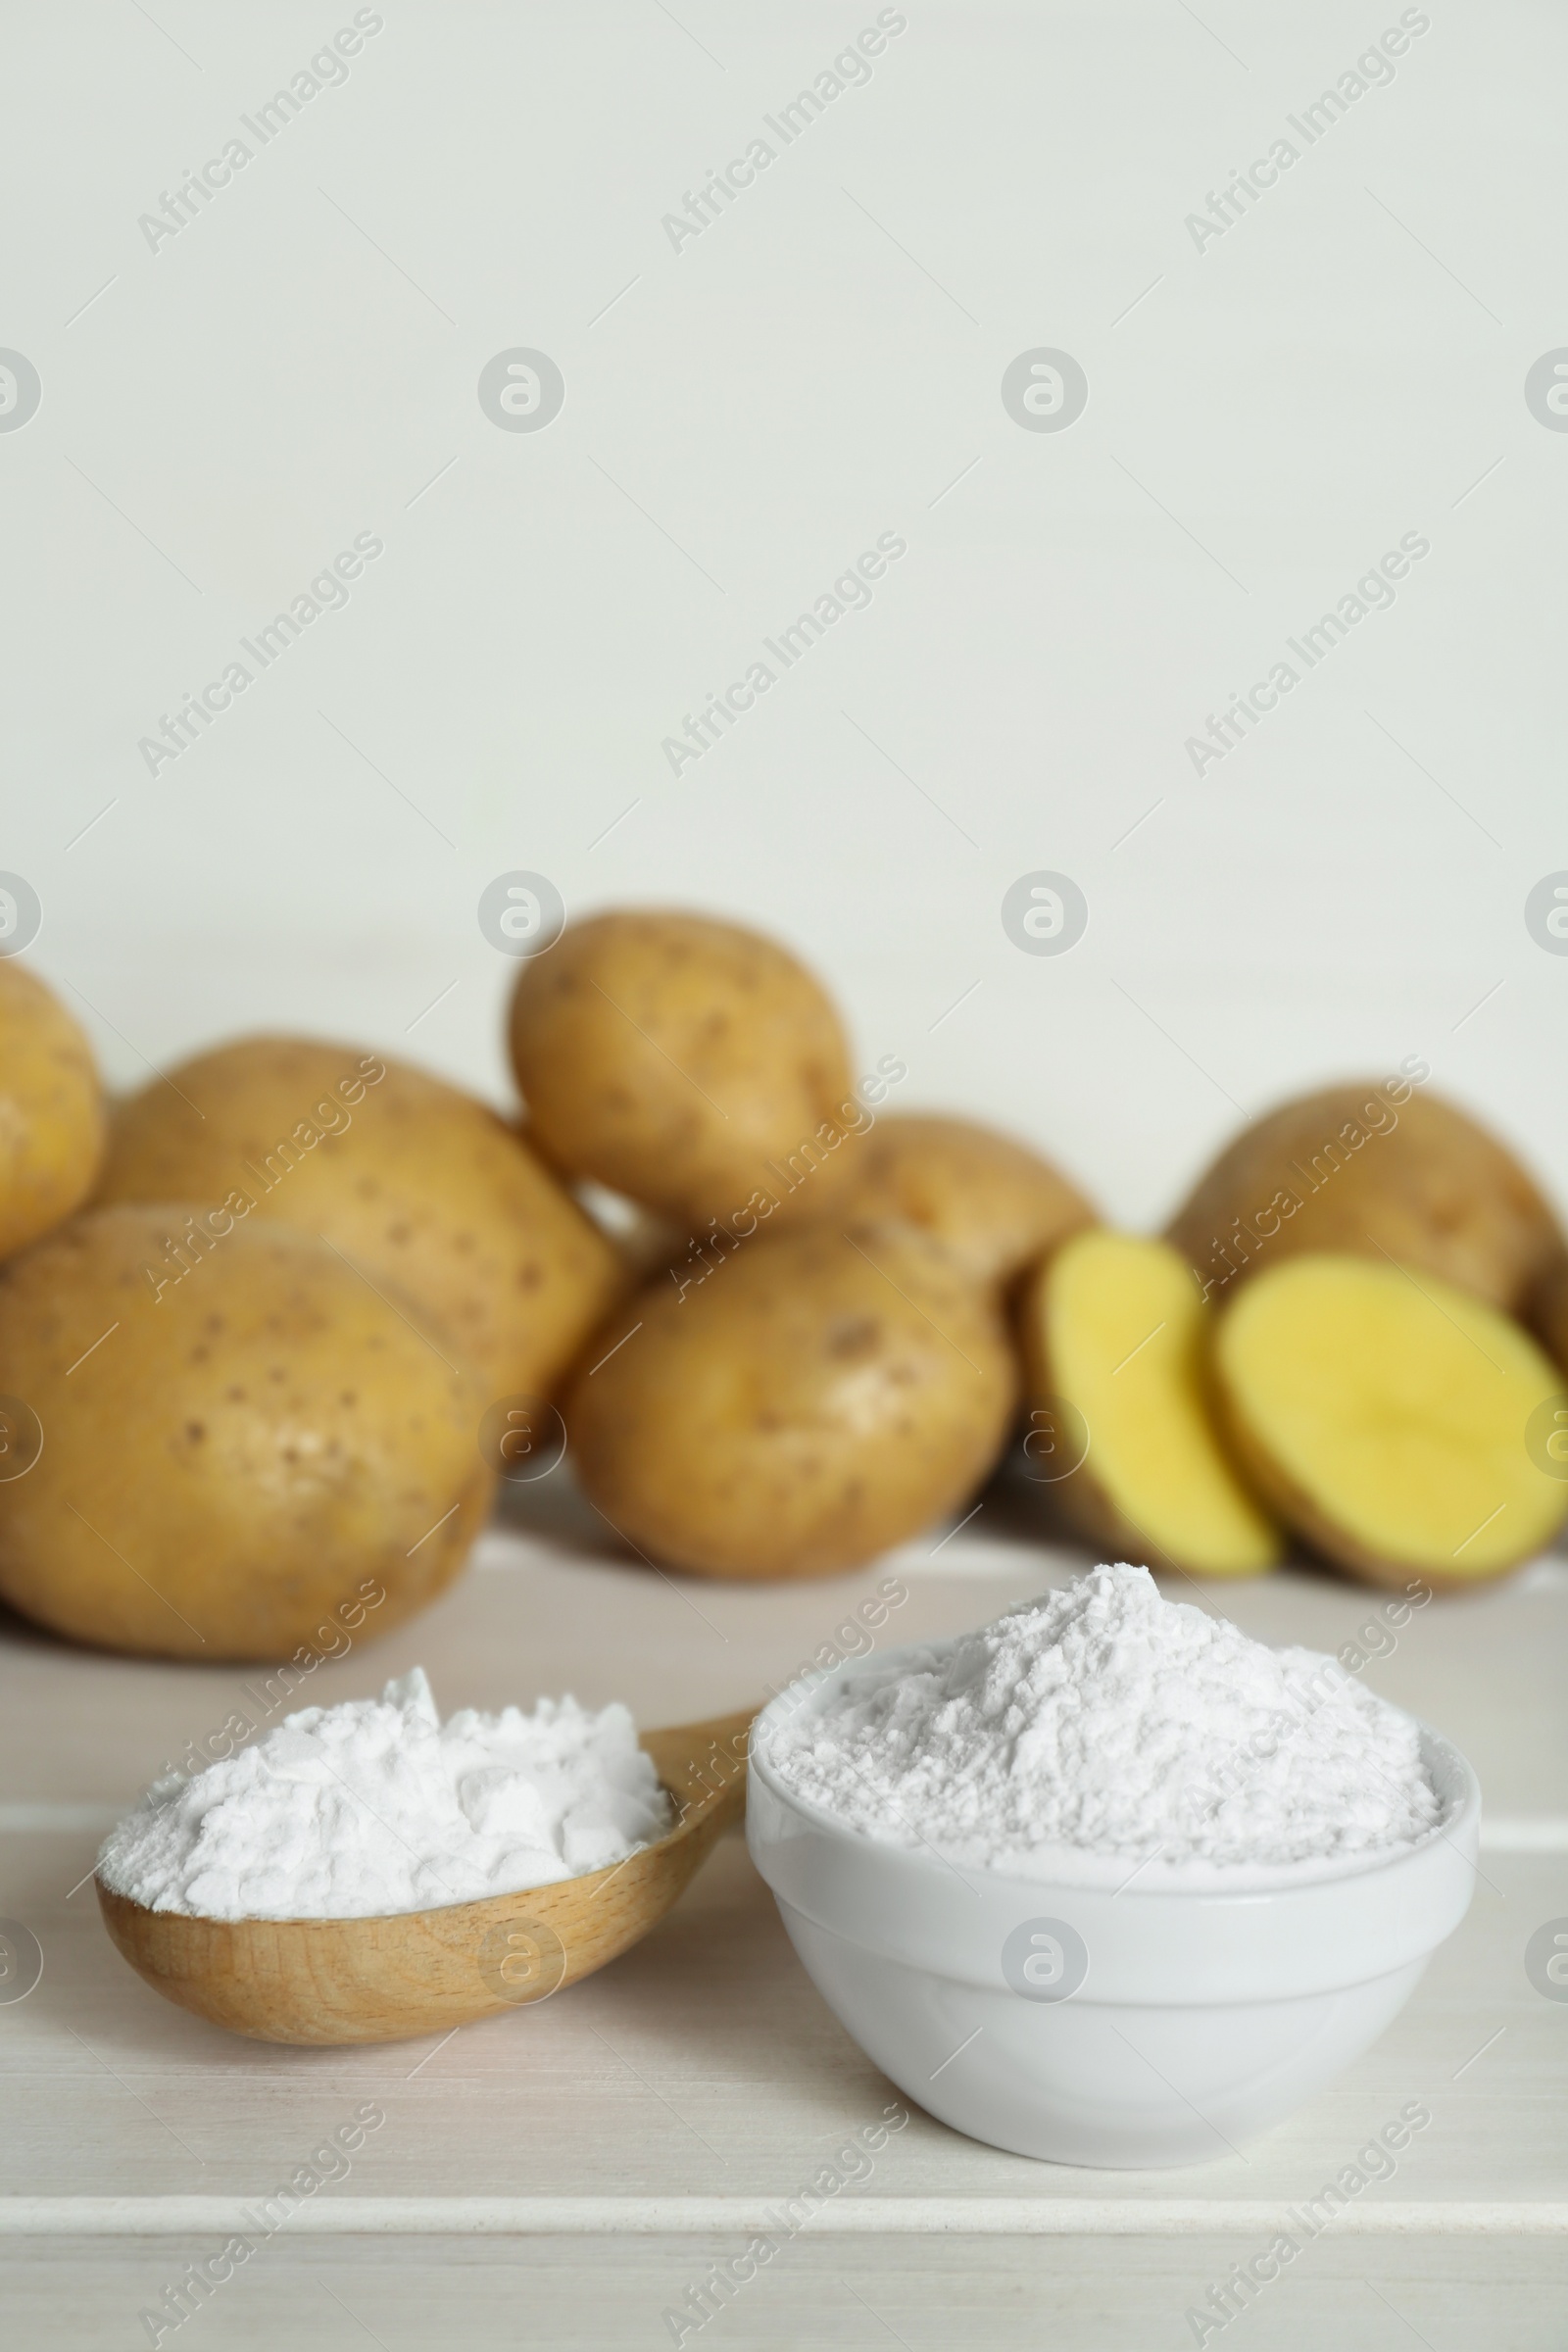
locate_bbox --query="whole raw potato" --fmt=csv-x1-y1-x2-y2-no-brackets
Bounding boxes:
0,961,106,1260
828,1113,1095,1288
565,1225,1017,1580
1166,1079,1563,1315
509,910,858,1227
0,1207,494,1659
93,1037,623,1402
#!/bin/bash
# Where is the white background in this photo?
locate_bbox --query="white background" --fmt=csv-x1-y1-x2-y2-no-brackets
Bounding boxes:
3,0,1563,1232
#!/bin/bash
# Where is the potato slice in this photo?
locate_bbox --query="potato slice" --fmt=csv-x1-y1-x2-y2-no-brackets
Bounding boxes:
1019,1230,1280,1577
1213,1253,1568,1587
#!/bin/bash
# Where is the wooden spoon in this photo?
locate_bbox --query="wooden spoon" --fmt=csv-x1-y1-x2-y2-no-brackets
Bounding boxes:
97,1707,752,2046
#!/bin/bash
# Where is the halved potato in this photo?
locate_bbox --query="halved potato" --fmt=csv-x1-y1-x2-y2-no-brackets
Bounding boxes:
1213,1252,1568,1588
1019,1229,1280,1577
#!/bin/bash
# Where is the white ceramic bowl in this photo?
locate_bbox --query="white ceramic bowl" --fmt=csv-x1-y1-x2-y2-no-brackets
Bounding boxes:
747,1647,1479,2169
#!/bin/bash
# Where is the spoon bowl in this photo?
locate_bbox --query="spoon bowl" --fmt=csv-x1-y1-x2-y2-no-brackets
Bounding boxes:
97,1707,752,2045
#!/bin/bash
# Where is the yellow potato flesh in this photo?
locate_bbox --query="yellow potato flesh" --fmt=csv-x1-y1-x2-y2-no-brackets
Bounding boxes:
1045,1230,1279,1575
1217,1254,1568,1578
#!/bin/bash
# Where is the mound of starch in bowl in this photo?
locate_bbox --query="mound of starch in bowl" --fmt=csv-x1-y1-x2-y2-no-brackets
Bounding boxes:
760,1564,1442,1882
99,1669,671,1920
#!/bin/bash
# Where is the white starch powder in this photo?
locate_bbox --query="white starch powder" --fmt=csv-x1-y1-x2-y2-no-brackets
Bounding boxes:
760,1565,1442,1885
100,1669,671,1920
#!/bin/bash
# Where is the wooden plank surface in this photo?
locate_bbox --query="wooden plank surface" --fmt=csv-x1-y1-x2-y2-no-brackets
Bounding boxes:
3,1488,1566,2348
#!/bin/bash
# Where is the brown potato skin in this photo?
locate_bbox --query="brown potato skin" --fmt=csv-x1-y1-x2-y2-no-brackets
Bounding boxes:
1528,1254,1568,1380
829,1113,1095,1290
0,1207,495,1660
564,1224,1018,1581
0,963,106,1260
509,910,856,1227
93,1038,624,1404
1166,1084,1562,1315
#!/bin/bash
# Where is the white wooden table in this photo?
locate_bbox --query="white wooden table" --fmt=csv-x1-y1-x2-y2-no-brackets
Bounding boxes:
3,1476,1565,2349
